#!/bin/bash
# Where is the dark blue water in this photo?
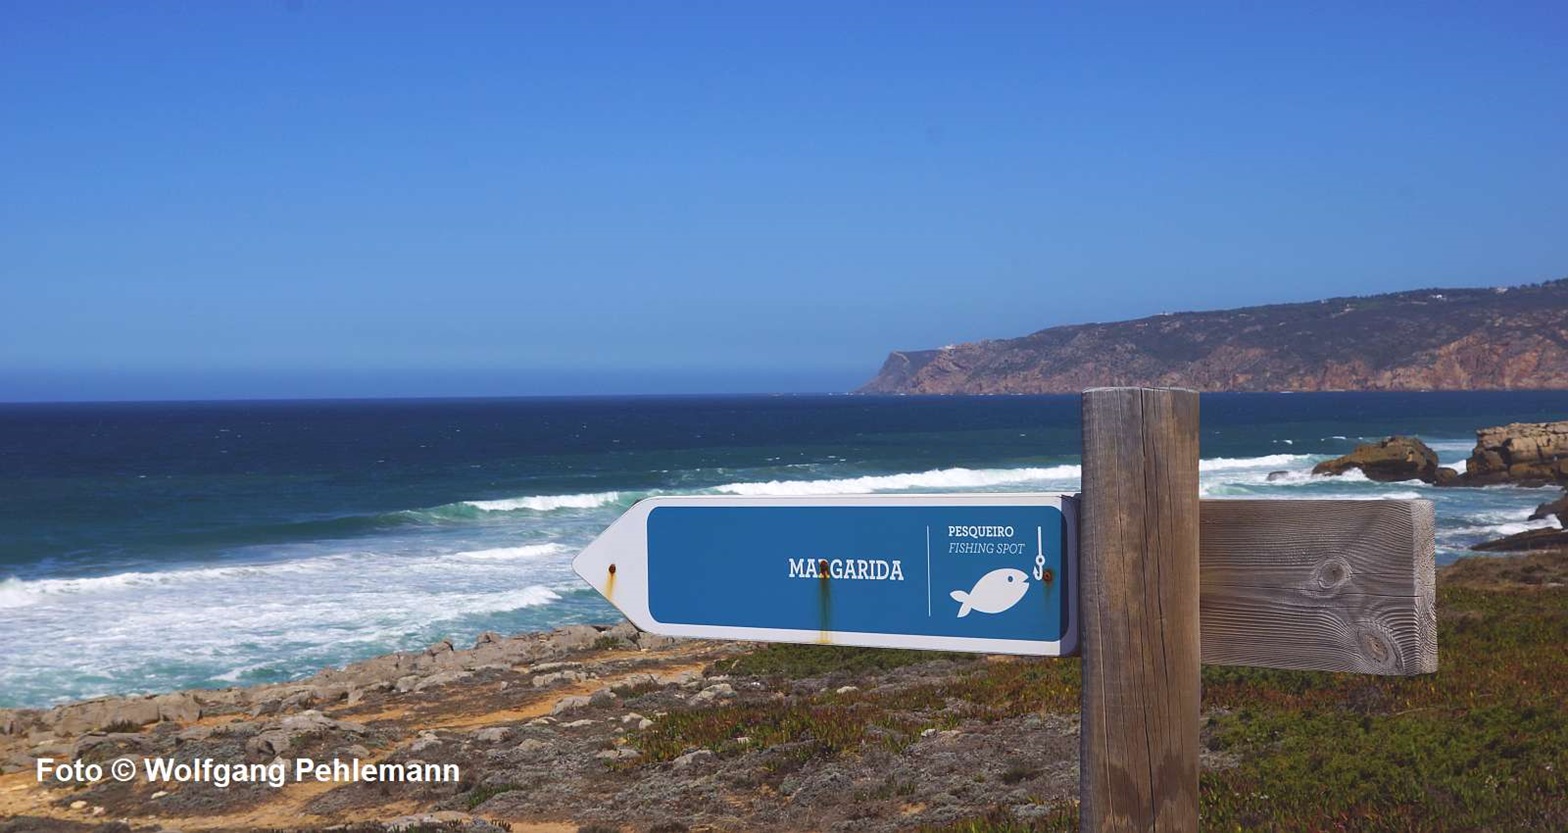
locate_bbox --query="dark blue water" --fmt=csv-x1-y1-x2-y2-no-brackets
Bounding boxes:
2,391,1564,707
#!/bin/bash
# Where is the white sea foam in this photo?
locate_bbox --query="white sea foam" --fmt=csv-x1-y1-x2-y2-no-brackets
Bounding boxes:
711,465,1083,496
464,492,623,512
1198,454,1310,471
1425,439,1477,468
458,585,562,612
1462,508,1535,524
1469,520,1555,538
0,543,573,609
211,662,274,684
710,455,1337,498
0,578,38,610
451,544,566,561
0,525,592,707
0,562,345,608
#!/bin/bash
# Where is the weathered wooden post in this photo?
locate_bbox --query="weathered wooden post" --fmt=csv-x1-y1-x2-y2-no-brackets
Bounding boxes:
1080,387,1201,832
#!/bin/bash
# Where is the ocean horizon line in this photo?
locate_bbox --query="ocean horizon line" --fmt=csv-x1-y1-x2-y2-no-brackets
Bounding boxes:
8,388,1568,407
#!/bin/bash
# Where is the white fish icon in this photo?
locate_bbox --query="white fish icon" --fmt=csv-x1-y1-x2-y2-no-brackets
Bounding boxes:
949,568,1029,618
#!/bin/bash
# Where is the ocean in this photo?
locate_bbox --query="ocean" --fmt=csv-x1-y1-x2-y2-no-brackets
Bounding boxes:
2,391,1565,709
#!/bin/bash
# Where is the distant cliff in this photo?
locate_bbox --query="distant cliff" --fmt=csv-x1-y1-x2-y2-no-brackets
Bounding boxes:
859,279,1568,394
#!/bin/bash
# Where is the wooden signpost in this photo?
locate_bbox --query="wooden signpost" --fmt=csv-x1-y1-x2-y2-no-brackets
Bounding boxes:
1081,388,1434,832
575,387,1437,833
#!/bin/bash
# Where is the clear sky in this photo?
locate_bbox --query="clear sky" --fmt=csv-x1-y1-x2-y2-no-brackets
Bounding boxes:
3,2,1566,400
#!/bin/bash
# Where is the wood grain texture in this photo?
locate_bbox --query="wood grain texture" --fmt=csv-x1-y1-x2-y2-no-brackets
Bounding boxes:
1198,499,1437,675
1080,388,1200,833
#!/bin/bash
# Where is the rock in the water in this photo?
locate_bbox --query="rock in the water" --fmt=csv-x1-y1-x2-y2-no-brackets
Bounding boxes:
1528,491,1568,526
1471,528,1568,552
1458,421,1568,486
1312,436,1442,483
1265,470,1291,482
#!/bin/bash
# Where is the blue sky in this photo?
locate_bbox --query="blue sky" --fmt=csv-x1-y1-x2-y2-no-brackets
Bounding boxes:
3,2,1566,400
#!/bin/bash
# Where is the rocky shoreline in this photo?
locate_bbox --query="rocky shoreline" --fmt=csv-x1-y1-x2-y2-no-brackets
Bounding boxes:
0,615,1116,833
4,421,1566,832
2,623,682,754
1311,419,1568,553
3,549,1564,833
1311,419,1568,488
1,622,751,832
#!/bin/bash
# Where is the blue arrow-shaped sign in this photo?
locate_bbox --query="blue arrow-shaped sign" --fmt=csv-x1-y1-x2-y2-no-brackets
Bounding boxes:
572,494,1078,656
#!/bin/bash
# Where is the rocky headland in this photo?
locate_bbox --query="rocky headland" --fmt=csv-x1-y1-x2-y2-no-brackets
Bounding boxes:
859,279,1568,394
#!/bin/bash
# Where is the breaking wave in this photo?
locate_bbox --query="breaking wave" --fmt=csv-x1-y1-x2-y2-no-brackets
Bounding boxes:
712,465,1083,496
461,492,625,512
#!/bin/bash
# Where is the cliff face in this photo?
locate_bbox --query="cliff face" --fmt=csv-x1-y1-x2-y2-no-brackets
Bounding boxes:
859,280,1568,394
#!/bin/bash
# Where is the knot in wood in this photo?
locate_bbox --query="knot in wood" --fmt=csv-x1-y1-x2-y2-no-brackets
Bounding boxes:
1308,557,1353,594
1353,625,1398,673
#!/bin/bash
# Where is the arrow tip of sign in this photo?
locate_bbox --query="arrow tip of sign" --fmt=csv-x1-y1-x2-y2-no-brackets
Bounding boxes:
571,542,608,591
571,499,648,594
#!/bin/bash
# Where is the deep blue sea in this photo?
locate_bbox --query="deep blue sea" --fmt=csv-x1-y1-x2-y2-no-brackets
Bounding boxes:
2,392,1566,708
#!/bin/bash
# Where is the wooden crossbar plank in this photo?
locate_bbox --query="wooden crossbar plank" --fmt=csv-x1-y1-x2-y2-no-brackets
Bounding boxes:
1198,499,1437,675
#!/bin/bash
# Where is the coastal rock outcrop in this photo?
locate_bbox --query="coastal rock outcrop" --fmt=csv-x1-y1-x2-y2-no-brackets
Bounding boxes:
1312,436,1447,483
1471,528,1568,552
1457,421,1568,486
0,619,679,758
1529,491,1568,526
